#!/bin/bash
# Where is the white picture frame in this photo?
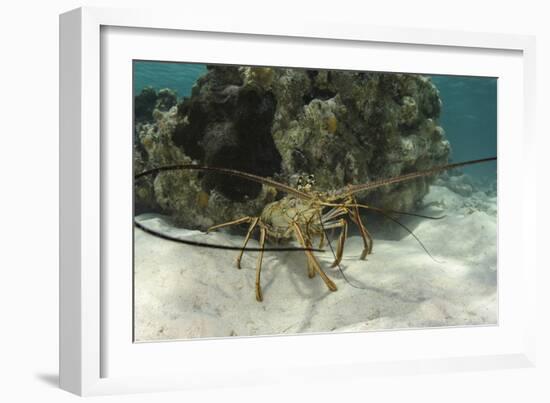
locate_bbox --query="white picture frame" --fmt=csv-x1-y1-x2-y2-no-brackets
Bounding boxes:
59,6,537,396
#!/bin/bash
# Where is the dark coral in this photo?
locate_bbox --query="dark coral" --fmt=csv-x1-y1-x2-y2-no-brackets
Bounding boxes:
172,69,282,201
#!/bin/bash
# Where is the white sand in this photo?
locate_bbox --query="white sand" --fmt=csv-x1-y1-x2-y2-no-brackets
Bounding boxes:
134,185,497,341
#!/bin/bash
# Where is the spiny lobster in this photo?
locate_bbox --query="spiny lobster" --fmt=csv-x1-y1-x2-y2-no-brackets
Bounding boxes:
135,156,496,301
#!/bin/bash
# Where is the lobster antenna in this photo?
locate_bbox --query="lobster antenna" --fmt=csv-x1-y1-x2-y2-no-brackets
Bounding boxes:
134,219,323,252
320,201,445,263
342,156,496,197
135,164,311,200
362,206,443,263
384,210,446,220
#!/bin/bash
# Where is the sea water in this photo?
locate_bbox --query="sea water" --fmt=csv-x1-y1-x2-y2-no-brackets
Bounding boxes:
430,75,497,180
133,61,206,99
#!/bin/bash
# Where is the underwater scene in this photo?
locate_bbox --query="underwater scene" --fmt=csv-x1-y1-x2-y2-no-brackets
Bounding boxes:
133,61,497,342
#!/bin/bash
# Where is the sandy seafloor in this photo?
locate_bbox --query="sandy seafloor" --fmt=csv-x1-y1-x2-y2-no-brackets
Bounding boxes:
133,183,497,342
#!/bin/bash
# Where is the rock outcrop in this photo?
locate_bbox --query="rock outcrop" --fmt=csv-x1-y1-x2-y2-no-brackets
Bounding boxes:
134,66,450,229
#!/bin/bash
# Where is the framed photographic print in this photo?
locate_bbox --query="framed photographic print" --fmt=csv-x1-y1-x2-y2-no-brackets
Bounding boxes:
132,60,498,341
60,6,537,396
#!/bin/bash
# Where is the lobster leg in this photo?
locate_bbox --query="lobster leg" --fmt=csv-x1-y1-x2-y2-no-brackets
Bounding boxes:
206,216,255,233
348,197,373,259
326,218,348,268
304,237,316,278
318,231,325,249
319,207,349,267
255,225,267,302
292,223,337,292
321,207,348,225
235,217,260,269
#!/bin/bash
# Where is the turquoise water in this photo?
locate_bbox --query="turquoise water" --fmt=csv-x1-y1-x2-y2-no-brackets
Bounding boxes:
431,75,497,179
133,61,207,98
134,62,497,180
